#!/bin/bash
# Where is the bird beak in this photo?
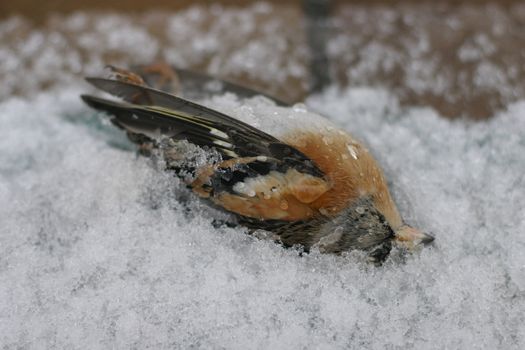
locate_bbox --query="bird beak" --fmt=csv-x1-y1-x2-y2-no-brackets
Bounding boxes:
420,232,435,244
394,225,435,249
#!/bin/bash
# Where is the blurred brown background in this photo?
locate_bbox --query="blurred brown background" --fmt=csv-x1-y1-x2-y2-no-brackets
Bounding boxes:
1,0,524,119
1,0,519,20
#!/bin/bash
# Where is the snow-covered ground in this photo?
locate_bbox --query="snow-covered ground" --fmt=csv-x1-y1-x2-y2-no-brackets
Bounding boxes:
1,4,525,349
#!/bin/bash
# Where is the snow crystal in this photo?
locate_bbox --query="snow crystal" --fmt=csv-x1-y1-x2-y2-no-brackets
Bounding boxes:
202,92,337,138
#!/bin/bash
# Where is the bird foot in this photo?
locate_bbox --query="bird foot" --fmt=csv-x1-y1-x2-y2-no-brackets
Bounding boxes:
105,65,146,86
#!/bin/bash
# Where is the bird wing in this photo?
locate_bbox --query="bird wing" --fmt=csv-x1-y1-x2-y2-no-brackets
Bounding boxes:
82,78,329,221
133,65,291,106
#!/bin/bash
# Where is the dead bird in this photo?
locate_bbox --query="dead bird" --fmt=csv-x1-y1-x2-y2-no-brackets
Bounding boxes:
81,65,434,263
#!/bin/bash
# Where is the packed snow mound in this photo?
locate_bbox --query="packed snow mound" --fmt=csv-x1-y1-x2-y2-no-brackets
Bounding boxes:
1,84,524,349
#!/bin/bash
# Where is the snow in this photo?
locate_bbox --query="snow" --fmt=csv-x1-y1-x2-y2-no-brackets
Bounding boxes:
2,83,524,349
1,4,525,349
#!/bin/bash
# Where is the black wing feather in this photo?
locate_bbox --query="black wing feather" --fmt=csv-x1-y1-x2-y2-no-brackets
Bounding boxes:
132,65,291,107
85,77,277,142
82,78,324,177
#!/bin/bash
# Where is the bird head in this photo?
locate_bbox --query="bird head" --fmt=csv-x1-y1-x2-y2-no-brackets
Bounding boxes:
316,197,434,259
316,197,395,254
